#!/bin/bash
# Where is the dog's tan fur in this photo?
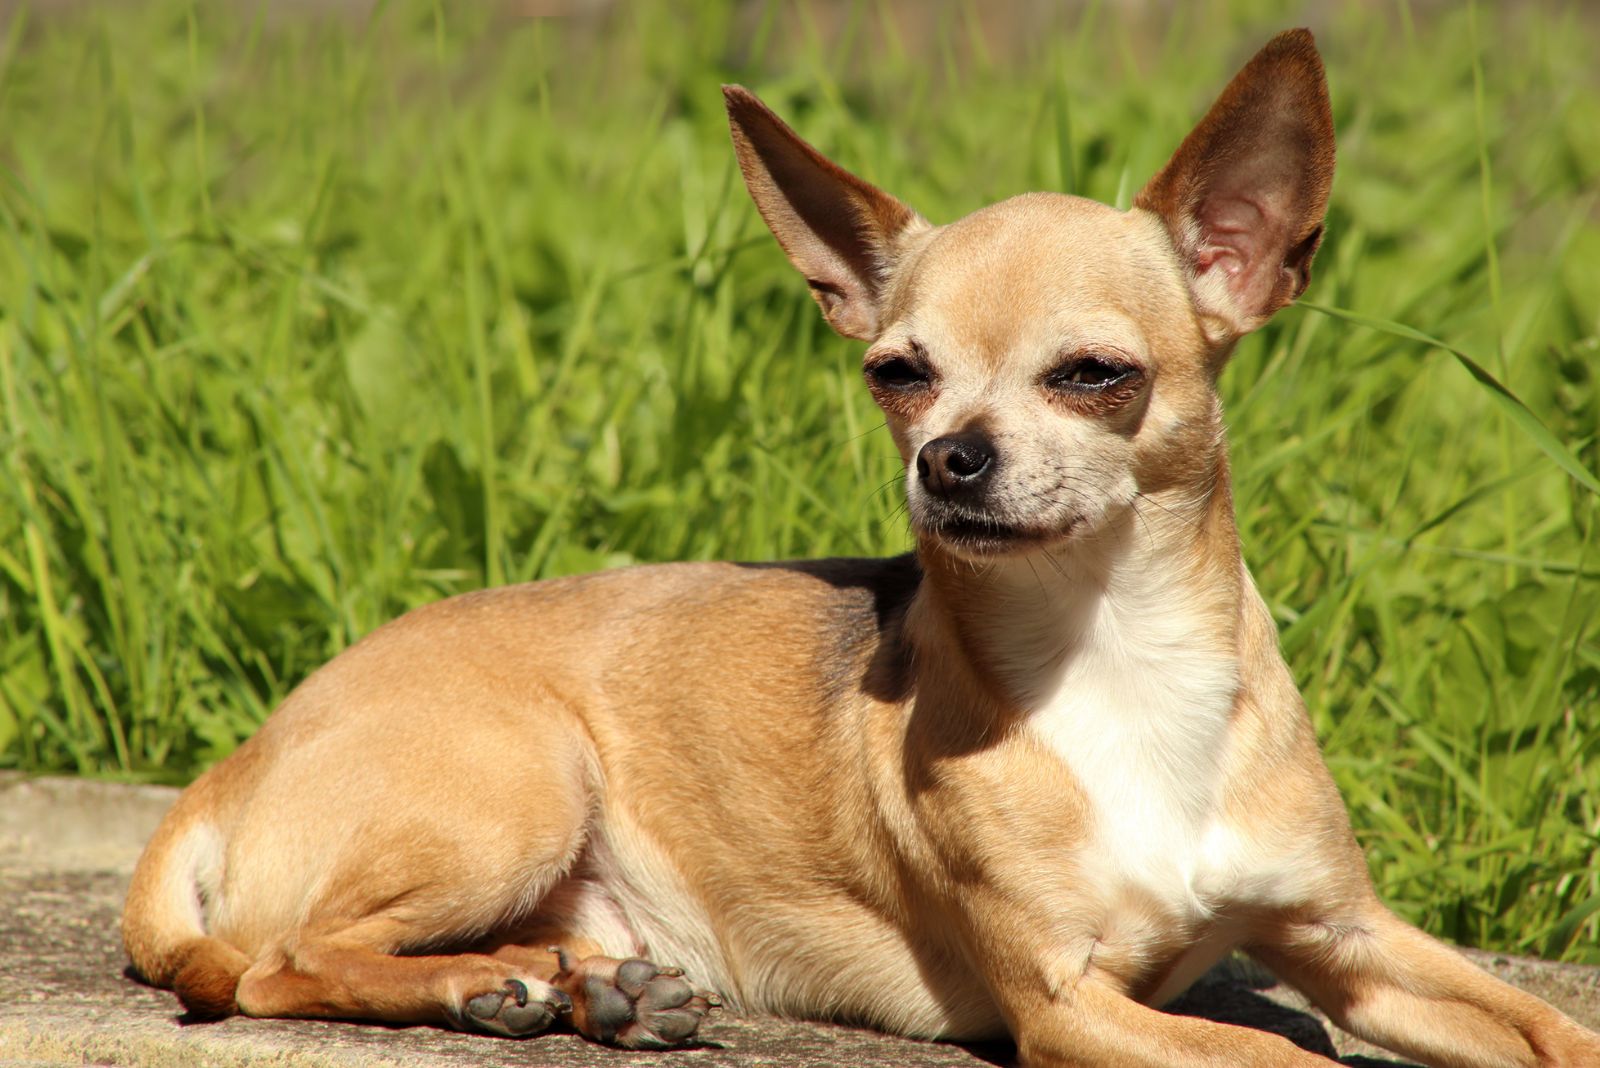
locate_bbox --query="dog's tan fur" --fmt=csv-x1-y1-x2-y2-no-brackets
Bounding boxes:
123,31,1600,1067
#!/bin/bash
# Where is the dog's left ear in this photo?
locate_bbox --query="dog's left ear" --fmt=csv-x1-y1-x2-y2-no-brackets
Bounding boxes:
1136,29,1335,344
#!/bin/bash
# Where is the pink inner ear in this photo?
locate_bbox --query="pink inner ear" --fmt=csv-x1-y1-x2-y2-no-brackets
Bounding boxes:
1193,187,1292,312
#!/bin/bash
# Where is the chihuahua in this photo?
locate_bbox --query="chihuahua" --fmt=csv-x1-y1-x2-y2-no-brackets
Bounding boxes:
123,30,1600,1067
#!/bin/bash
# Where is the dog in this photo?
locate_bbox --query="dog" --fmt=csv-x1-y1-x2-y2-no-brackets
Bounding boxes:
123,29,1600,1066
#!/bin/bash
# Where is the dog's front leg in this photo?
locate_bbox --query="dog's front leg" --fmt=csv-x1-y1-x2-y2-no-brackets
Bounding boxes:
1253,901,1600,1068
952,903,1331,1067
996,973,1331,1068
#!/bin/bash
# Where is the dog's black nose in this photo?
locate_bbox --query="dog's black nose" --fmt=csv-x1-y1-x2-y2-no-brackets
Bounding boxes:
917,433,995,498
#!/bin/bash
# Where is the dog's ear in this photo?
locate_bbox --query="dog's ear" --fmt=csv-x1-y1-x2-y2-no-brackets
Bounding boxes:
724,86,924,341
1136,29,1334,344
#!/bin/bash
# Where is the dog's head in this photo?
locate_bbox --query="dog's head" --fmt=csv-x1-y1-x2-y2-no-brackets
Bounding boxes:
726,31,1333,561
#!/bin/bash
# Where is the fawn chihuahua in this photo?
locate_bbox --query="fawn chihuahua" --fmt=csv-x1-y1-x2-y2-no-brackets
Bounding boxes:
124,30,1600,1066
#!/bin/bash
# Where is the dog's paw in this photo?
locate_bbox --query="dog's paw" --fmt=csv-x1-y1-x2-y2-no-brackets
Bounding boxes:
460,977,571,1037
550,950,720,1049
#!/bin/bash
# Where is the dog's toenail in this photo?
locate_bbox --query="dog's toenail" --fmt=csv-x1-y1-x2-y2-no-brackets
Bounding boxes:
505,978,528,1006
551,989,573,1014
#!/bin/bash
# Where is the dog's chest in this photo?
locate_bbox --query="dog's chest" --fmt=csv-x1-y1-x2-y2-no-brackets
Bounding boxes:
1022,597,1243,918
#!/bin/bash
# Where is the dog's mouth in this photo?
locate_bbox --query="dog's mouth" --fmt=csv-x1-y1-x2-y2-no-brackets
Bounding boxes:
920,510,1073,557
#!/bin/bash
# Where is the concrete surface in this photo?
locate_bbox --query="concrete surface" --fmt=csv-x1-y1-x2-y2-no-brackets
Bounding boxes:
2,773,1596,1067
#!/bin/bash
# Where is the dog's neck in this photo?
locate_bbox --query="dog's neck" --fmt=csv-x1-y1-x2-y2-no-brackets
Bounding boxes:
912,464,1243,714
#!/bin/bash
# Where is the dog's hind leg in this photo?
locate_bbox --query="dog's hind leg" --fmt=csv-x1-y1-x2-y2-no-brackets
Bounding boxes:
236,930,719,1048
223,800,595,1038
155,685,605,1037
235,918,575,1037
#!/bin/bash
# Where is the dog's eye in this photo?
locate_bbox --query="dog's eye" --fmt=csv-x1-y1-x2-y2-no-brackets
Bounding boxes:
1045,355,1134,391
866,356,931,391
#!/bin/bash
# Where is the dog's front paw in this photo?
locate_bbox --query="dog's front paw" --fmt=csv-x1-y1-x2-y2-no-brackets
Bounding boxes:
460,977,571,1037
550,950,720,1049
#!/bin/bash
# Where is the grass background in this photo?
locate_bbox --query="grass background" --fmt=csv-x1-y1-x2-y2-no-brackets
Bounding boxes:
1,0,1597,962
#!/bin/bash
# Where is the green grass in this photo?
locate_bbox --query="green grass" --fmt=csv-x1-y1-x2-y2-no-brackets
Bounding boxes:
1,0,1597,962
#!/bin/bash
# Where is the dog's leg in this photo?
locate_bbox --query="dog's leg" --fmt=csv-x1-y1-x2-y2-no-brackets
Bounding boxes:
234,926,717,1050
235,925,572,1037
983,968,1332,1067
951,904,1332,1067
1254,902,1600,1068
238,933,717,1048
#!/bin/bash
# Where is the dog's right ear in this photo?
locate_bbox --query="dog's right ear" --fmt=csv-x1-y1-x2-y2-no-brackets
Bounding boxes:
724,86,924,341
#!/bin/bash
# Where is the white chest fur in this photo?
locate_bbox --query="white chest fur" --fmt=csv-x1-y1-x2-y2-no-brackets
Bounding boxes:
999,551,1243,919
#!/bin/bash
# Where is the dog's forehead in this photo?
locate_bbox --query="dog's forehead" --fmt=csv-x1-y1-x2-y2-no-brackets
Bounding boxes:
889,192,1193,365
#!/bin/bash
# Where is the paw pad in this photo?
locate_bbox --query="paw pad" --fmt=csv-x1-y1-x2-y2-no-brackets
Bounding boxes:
462,977,571,1037
552,952,720,1050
